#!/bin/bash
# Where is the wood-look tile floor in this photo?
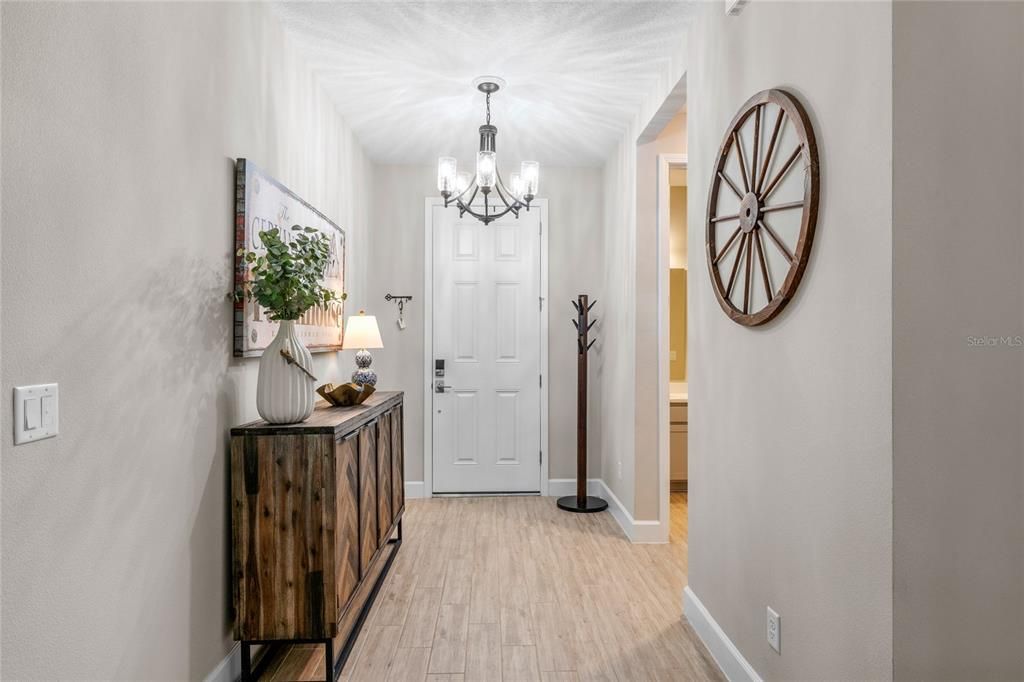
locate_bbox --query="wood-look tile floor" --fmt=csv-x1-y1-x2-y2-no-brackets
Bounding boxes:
262,493,723,682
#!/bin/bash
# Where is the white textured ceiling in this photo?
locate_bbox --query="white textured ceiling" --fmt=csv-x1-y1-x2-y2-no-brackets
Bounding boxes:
273,2,693,167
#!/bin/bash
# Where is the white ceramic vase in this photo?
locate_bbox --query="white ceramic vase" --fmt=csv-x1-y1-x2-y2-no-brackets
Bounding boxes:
256,320,315,424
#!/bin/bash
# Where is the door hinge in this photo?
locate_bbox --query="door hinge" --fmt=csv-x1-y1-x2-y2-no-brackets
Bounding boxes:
539,374,543,388
539,450,543,464
539,296,544,311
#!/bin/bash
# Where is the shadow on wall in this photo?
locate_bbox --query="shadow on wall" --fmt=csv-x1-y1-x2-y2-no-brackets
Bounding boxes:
108,255,235,679
71,255,234,678
8,250,238,678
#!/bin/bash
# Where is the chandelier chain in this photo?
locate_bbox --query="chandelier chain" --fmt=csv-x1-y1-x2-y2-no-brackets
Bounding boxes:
486,92,491,125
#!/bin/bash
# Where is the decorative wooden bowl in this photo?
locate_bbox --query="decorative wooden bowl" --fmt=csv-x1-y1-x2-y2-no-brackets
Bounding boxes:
316,382,376,407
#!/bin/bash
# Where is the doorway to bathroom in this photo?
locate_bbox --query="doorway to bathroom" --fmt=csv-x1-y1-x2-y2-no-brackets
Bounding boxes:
659,152,689,554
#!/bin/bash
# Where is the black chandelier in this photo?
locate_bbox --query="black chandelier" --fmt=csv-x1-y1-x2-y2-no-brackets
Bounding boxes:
437,77,539,225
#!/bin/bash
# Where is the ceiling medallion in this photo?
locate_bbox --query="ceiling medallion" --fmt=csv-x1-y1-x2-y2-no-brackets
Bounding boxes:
437,77,539,225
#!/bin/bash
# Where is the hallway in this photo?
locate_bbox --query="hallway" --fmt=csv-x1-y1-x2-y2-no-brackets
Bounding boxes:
262,494,720,681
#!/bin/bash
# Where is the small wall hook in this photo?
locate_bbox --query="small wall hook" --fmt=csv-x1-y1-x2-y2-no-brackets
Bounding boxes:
385,294,413,330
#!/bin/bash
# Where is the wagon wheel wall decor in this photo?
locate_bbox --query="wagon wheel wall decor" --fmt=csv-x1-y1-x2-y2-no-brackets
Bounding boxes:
706,89,819,326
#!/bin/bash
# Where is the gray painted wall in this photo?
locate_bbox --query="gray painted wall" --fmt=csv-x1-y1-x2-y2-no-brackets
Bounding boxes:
687,2,894,678
1,3,372,678
893,3,1024,679
598,35,688,516
634,111,686,520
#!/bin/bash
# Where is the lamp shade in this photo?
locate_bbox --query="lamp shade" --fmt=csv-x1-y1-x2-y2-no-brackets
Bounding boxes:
342,312,383,350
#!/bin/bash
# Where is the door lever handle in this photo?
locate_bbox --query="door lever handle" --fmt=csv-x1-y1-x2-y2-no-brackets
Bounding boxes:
435,380,453,394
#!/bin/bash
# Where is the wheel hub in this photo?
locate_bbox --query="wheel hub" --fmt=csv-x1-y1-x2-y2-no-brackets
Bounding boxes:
739,192,760,233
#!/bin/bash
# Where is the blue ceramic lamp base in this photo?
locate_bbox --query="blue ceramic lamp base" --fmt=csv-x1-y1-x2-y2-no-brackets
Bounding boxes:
352,348,378,386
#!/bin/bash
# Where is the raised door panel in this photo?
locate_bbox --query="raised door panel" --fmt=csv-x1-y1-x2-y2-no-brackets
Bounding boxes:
390,405,404,522
358,422,378,575
376,411,393,544
334,432,360,619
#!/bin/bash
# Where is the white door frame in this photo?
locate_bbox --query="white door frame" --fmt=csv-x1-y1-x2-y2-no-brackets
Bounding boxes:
422,197,550,497
657,154,687,540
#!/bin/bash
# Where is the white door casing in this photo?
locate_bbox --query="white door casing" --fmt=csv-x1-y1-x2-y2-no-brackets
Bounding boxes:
425,199,548,494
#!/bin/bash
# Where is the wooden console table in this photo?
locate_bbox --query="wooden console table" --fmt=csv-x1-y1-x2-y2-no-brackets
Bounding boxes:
230,391,405,681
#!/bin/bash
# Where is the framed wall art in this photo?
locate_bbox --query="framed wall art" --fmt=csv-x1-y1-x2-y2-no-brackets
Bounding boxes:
233,158,346,357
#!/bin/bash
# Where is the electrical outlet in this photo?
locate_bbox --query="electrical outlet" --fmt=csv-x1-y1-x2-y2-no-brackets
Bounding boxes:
766,606,781,653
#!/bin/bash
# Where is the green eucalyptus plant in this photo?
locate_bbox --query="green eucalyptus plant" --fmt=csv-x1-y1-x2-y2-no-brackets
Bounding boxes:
237,226,346,321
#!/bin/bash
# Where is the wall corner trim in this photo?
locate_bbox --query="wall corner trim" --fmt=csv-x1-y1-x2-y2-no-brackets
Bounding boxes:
204,643,240,682
405,481,426,499
548,479,667,544
683,586,762,682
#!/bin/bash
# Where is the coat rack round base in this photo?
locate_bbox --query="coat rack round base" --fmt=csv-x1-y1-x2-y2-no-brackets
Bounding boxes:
557,294,608,515
556,495,609,514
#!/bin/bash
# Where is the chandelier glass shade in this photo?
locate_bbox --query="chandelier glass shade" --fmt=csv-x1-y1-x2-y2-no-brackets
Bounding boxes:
437,78,539,225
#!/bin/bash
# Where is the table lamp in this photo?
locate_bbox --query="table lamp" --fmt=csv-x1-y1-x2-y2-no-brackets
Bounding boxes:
342,311,384,386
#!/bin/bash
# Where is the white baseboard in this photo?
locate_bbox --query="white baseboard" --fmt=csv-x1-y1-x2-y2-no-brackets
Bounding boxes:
405,481,425,499
683,586,762,682
547,477,602,498
204,643,240,682
547,478,667,544
591,479,666,544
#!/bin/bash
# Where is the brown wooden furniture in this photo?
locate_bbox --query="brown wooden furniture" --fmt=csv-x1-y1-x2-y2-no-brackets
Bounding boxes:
706,88,820,326
557,295,607,513
230,391,405,681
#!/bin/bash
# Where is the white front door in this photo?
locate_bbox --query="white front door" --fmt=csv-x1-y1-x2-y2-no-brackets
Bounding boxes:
431,203,542,493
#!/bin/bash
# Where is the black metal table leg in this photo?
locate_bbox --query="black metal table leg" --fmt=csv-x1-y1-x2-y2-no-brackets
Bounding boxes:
241,642,252,681
325,638,335,682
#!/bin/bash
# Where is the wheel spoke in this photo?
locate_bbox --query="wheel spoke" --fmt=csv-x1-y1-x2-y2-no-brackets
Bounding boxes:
751,104,762,191
743,229,754,313
761,200,805,214
760,145,802,202
754,228,774,302
732,131,751,193
713,226,743,265
725,233,747,299
711,213,740,224
759,219,795,263
757,108,785,195
718,171,744,201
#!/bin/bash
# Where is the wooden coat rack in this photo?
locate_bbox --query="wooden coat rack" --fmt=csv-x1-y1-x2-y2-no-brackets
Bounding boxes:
557,294,608,513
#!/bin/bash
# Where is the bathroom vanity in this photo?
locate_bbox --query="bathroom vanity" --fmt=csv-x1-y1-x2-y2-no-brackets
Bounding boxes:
670,382,688,491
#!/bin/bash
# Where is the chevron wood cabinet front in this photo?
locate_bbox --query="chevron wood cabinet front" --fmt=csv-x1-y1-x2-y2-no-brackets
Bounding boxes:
230,391,405,680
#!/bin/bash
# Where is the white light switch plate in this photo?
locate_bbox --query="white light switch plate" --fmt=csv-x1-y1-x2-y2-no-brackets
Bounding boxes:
14,384,59,444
